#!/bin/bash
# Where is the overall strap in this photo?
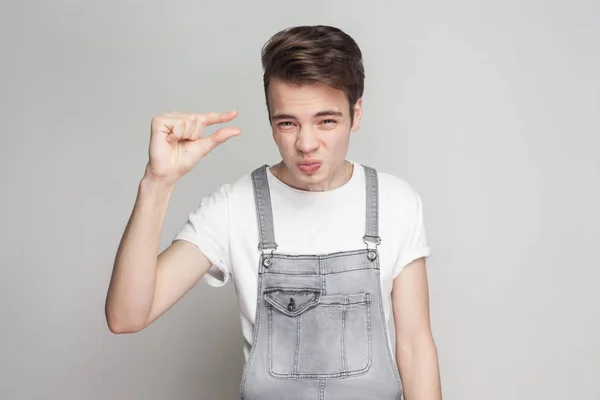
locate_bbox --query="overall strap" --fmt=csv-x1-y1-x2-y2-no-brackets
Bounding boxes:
362,165,382,248
251,165,278,252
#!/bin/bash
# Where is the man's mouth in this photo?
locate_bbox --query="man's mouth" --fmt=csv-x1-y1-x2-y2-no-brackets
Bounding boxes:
298,161,321,173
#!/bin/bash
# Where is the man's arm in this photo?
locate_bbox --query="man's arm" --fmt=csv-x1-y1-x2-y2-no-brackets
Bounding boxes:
105,110,241,334
392,257,442,399
104,171,213,334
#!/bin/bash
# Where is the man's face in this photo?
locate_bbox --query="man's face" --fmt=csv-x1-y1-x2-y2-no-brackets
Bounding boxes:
267,77,362,191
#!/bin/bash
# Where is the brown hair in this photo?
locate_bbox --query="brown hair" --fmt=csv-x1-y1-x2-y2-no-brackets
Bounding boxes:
261,25,365,123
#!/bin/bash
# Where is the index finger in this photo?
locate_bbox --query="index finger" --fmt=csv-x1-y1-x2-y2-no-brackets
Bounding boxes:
198,110,239,127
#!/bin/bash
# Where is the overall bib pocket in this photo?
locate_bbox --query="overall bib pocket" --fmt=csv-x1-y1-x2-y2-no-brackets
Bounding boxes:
264,287,372,379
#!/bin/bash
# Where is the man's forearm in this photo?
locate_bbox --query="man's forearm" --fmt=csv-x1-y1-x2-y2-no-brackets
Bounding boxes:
105,167,177,333
396,336,442,400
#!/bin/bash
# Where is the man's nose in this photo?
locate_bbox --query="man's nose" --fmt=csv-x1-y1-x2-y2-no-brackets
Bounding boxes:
295,127,320,154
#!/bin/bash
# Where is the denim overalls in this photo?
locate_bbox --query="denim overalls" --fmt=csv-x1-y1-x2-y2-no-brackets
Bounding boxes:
240,164,403,400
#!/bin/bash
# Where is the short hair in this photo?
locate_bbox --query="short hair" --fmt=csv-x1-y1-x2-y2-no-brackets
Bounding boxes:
261,25,365,123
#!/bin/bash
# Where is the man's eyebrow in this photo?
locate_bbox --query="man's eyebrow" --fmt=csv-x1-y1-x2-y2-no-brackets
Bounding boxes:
313,110,343,118
270,110,344,121
270,113,296,121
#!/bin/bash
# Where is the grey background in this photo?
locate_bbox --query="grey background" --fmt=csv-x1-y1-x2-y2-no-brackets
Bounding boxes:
1,0,598,399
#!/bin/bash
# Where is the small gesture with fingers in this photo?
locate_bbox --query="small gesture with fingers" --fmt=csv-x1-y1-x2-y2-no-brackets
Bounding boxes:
147,110,241,182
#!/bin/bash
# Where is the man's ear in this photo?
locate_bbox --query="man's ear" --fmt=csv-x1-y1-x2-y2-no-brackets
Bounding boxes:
351,98,363,131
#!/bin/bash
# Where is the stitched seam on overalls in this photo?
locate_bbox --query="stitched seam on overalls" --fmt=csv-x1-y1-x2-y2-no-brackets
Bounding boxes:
293,314,301,376
264,249,371,260
256,266,376,276
319,379,326,400
341,298,347,375
374,255,403,399
320,256,326,295
239,257,265,399
366,293,373,373
268,304,273,374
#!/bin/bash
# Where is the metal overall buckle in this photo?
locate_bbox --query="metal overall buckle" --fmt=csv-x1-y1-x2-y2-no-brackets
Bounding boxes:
259,242,277,268
363,235,381,261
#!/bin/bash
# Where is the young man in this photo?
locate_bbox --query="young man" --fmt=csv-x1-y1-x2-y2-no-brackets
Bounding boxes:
106,25,442,400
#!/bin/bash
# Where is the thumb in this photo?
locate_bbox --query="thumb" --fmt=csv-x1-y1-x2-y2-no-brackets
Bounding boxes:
207,126,242,148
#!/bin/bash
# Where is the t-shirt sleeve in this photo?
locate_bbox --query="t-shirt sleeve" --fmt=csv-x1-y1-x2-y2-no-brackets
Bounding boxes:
393,186,432,278
172,184,232,287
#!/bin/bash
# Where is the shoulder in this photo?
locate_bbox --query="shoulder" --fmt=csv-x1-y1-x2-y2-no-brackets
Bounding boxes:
199,165,263,205
373,168,422,206
359,166,427,228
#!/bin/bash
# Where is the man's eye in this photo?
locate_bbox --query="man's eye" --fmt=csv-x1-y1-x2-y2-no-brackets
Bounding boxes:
278,121,294,127
321,119,338,125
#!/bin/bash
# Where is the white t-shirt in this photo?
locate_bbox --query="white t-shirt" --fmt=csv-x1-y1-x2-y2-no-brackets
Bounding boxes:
173,161,432,361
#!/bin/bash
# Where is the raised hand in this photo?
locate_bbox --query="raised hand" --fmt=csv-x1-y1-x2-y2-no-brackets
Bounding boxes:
146,110,241,182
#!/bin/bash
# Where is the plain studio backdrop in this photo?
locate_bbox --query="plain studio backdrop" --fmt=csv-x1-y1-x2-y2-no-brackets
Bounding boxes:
1,0,598,399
